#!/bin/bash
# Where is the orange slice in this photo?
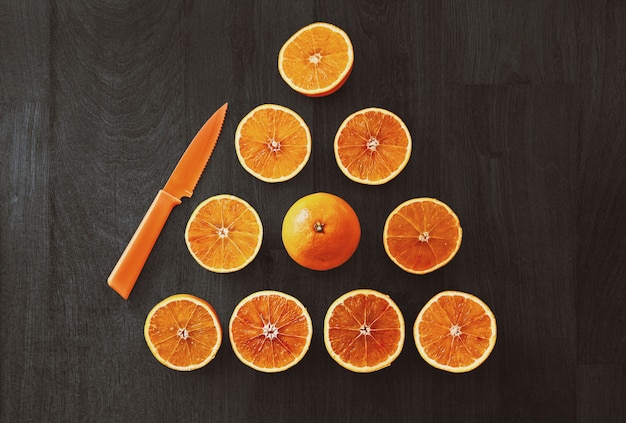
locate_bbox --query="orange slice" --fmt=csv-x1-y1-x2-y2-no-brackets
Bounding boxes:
383,197,462,274
414,291,497,373
334,108,412,185
229,290,313,373
185,194,263,273
235,104,311,183
278,22,354,97
324,289,405,373
144,294,222,371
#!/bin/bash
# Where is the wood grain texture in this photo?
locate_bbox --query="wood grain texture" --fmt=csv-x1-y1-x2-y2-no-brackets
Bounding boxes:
0,0,50,102
575,0,626,367
1,0,624,421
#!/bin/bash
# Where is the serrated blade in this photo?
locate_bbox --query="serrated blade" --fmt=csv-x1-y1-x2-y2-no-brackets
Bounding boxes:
163,102,228,199
107,102,228,300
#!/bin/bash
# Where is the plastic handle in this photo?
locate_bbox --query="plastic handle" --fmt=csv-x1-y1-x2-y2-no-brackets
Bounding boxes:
108,190,182,299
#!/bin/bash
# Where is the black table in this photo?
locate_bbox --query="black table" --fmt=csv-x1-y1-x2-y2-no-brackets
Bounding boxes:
2,1,624,421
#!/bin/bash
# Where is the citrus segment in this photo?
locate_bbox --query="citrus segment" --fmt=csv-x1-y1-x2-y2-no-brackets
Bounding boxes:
229,290,313,372
185,194,263,273
281,192,361,271
383,197,462,274
235,104,311,182
144,294,222,371
414,291,496,373
324,289,405,373
278,22,354,97
334,108,412,185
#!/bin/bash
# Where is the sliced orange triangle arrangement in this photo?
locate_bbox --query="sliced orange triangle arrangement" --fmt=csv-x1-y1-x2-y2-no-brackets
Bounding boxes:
138,21,498,376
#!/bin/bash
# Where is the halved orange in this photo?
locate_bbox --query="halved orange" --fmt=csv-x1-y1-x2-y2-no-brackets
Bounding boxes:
144,294,222,371
324,289,405,373
185,194,263,273
334,108,412,185
383,197,462,274
235,104,311,183
229,290,313,373
414,291,497,373
278,22,354,97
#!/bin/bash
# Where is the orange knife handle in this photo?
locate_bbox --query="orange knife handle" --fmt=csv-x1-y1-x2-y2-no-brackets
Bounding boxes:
108,190,182,299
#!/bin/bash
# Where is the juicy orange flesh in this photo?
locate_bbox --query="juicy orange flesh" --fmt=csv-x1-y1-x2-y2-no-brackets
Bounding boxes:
336,111,409,181
147,300,219,368
281,26,350,91
187,198,261,270
418,295,493,368
386,201,460,271
327,294,402,368
231,294,310,369
238,108,309,179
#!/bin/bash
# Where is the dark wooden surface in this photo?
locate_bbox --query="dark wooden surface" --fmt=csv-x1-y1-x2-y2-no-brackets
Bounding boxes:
2,0,625,421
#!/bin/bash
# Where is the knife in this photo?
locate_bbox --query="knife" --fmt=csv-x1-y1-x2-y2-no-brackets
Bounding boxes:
108,102,228,299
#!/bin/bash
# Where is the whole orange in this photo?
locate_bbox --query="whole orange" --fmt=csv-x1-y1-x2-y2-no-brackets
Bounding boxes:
281,192,361,270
